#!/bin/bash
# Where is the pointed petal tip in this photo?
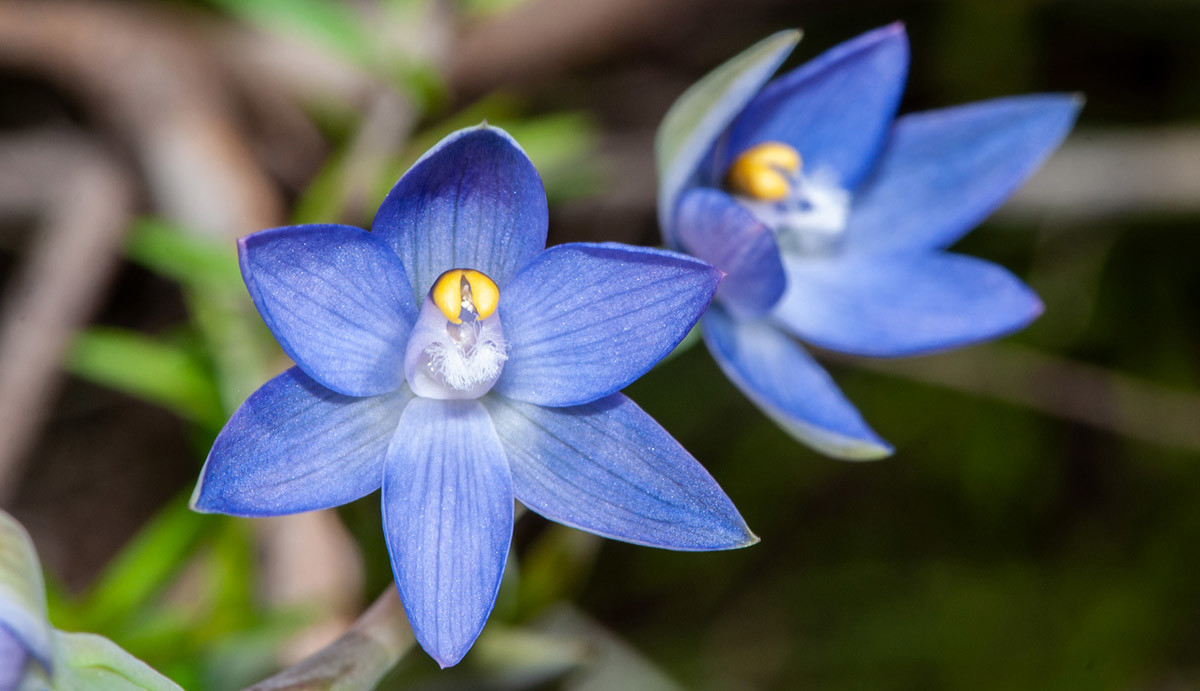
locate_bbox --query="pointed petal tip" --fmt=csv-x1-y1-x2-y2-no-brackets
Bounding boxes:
434,651,465,669
187,484,207,513
774,27,802,48
1030,295,1047,321
188,462,216,513
860,21,909,46
736,528,761,549
850,439,895,461
804,429,894,461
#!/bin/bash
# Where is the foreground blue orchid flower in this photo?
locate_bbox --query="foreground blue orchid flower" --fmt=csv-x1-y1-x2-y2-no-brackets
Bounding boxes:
657,24,1081,459
191,125,755,668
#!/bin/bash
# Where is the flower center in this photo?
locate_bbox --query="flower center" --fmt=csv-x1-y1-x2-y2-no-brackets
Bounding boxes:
404,268,508,399
725,142,850,255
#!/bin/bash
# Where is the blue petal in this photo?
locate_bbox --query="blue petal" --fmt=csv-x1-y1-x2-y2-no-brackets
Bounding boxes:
843,94,1083,255
0,627,27,690
773,253,1043,357
703,307,891,460
484,394,756,550
674,187,785,318
372,125,548,299
191,367,411,517
382,398,512,668
240,225,417,397
494,243,720,407
717,24,909,190
657,30,800,243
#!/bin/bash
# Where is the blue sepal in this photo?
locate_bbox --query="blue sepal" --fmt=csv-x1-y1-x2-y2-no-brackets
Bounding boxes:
372,125,548,299
239,225,417,397
191,367,411,516
382,398,512,668
495,243,720,407
773,252,1044,357
485,394,757,550
703,307,892,460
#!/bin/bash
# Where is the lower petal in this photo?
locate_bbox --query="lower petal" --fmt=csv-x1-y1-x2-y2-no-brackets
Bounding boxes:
382,398,513,668
703,307,891,460
774,253,1043,357
191,367,411,517
484,393,756,551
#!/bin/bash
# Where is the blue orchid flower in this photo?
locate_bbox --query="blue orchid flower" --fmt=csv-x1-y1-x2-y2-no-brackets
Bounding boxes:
657,24,1081,460
191,125,755,668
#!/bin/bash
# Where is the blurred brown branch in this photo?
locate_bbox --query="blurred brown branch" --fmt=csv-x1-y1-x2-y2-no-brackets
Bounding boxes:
839,344,1200,453
244,586,414,691
451,0,726,98
1002,128,1200,220
0,0,282,237
0,131,134,503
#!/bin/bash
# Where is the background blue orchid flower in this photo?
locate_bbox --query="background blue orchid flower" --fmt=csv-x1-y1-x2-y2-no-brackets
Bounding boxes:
190,124,755,668
657,24,1081,460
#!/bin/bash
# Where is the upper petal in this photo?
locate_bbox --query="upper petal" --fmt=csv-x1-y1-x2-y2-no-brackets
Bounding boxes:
371,125,548,299
494,243,720,407
718,24,909,191
773,252,1043,357
656,30,800,242
702,308,891,460
382,398,512,668
674,187,785,318
842,94,1083,255
240,225,417,397
484,393,756,550
191,367,411,517
0,512,53,672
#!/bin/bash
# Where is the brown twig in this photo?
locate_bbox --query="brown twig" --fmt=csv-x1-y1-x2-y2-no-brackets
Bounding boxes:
450,0,726,98
837,344,1200,453
244,586,414,691
0,132,134,503
0,0,282,237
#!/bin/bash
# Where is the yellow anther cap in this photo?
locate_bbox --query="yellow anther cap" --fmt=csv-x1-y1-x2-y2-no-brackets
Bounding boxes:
431,268,500,324
726,142,802,202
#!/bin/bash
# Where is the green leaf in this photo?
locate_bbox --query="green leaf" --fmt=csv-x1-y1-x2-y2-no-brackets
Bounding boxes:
52,631,183,691
74,497,208,630
122,217,276,417
515,525,600,618
124,219,240,290
66,328,225,429
655,30,799,230
0,511,53,668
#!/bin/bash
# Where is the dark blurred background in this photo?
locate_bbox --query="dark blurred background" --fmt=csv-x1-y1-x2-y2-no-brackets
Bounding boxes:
1,0,1199,689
